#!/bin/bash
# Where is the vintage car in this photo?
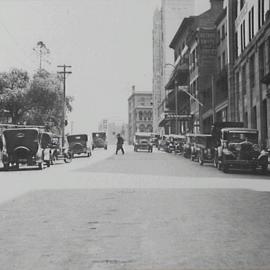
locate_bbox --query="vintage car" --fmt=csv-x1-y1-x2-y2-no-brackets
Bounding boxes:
50,135,72,163
174,135,186,155
191,134,214,165
1,128,47,170
216,128,268,173
150,133,160,147
183,133,196,159
92,132,107,150
67,134,91,158
158,135,170,152
134,132,153,152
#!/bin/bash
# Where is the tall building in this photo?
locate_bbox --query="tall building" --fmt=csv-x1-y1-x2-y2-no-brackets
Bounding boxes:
152,8,163,133
128,86,153,144
152,0,195,135
163,0,224,134
233,0,270,146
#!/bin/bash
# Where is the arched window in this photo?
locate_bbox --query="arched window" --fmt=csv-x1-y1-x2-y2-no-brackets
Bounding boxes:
139,111,143,121
139,124,145,132
147,111,152,120
147,124,153,132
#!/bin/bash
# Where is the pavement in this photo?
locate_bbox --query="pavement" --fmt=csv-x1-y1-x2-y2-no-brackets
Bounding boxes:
0,146,270,270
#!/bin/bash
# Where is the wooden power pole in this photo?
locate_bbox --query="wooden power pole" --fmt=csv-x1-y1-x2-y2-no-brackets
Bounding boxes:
57,65,72,147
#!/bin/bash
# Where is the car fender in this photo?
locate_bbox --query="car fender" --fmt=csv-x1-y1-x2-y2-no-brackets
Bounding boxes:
43,148,51,161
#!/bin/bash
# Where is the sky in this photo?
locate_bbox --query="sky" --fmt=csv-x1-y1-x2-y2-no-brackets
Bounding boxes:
0,0,209,133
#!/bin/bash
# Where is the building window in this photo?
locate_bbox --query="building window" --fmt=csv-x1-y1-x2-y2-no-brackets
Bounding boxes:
259,43,265,79
248,6,254,41
221,24,225,40
241,20,246,52
242,64,246,95
139,111,143,120
218,56,221,71
217,29,220,46
258,0,265,29
249,54,255,88
252,106,257,129
222,51,226,69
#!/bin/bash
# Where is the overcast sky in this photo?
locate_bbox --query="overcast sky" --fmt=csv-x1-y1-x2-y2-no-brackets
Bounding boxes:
0,0,209,133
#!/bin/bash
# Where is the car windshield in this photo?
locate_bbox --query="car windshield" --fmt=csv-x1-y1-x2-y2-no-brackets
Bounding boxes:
226,132,258,144
136,136,149,141
67,134,87,143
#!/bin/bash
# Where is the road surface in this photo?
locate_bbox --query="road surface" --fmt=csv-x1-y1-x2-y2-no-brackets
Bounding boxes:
0,146,270,270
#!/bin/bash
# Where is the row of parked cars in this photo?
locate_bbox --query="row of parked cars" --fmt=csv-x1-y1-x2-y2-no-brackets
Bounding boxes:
0,125,108,171
157,122,269,174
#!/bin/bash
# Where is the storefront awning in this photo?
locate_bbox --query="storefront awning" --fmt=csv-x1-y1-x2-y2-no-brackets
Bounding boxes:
158,113,192,127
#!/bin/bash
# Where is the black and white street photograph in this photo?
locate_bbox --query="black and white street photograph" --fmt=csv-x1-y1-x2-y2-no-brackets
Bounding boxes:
0,0,270,269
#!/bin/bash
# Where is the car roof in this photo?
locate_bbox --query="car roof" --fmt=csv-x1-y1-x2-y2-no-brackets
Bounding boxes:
67,134,87,137
186,133,211,137
221,128,258,133
135,132,152,137
3,128,40,132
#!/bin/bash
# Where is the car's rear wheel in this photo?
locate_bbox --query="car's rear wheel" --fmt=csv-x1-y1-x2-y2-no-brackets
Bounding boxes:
3,163,9,171
38,162,44,170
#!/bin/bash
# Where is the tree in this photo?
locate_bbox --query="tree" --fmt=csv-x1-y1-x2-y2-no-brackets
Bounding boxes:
0,68,30,123
26,69,73,133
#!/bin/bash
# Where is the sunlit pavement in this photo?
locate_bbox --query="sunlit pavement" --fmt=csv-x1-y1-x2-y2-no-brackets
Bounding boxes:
0,146,270,269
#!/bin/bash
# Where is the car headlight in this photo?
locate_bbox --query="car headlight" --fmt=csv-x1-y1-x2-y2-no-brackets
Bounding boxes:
253,144,260,152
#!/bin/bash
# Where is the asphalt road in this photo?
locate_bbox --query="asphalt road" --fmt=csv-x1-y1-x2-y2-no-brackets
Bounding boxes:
0,146,270,270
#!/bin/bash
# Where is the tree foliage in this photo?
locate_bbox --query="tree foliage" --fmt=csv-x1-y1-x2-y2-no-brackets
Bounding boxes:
0,68,73,133
0,68,30,123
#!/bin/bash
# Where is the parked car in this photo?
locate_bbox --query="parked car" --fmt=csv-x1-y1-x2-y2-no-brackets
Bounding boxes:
134,132,153,152
183,133,196,159
158,135,170,152
174,135,186,155
1,128,46,170
215,128,268,174
150,133,160,147
67,134,91,158
40,132,55,167
193,134,215,165
50,134,72,163
92,132,107,150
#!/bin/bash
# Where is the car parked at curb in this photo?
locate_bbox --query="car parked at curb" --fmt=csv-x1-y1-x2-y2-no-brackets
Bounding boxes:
67,134,91,158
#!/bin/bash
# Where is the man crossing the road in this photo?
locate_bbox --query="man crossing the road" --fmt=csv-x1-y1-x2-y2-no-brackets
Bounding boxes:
116,133,125,155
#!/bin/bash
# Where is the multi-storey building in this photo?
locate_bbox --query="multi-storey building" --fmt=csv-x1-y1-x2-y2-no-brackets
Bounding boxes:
164,0,224,134
152,0,195,135
152,8,163,134
128,86,153,144
215,7,229,122
233,0,270,146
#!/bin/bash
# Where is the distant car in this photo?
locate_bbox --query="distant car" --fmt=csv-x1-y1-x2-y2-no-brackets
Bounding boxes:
92,132,107,150
158,135,170,152
1,128,45,170
134,132,153,152
67,134,91,158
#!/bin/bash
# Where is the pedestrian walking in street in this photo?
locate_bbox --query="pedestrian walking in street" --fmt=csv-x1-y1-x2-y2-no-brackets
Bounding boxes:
116,133,125,155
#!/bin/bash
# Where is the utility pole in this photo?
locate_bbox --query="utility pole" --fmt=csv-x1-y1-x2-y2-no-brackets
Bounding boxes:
57,65,72,147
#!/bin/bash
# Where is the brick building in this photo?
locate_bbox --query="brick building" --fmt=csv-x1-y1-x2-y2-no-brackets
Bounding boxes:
163,0,224,134
128,87,153,144
152,0,195,135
